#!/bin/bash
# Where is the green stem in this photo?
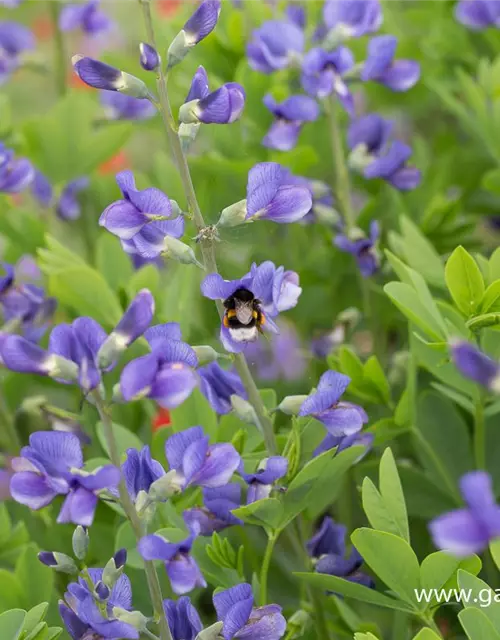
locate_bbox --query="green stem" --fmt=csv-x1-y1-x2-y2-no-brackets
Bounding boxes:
0,386,19,453
92,392,173,640
327,96,355,232
474,394,486,470
49,1,67,97
138,0,277,456
419,613,443,637
260,533,278,606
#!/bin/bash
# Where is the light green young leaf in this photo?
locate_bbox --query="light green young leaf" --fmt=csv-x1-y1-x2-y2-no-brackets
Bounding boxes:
15,545,54,609
232,498,284,531
457,570,500,628
459,608,500,640
420,552,481,600
96,234,134,293
384,283,445,342
21,603,48,636
445,246,485,316
351,529,421,609
412,630,443,640
0,609,25,640
96,422,143,460
399,217,446,289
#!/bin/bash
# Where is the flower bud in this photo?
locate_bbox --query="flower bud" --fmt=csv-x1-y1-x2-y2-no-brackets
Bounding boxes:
163,236,203,268
313,203,341,226
195,622,224,640
192,345,219,365
102,549,126,587
167,0,221,69
148,470,184,501
217,199,247,228
337,306,362,327
114,548,127,569
95,580,110,601
112,607,149,631
287,610,311,638
230,395,258,425
277,395,309,415
178,122,200,153
139,42,159,71
38,551,78,574
72,55,150,98
72,525,89,560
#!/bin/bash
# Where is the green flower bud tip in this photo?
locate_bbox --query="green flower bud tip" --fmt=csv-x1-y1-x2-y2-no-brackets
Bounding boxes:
230,395,258,425
277,395,309,415
72,525,90,560
217,199,248,228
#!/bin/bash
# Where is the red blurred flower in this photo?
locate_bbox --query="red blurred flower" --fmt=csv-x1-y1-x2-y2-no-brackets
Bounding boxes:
32,15,54,41
158,0,182,17
153,407,172,432
98,150,130,175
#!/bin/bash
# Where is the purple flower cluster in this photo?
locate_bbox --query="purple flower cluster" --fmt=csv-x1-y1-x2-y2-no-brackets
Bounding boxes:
0,21,35,85
455,0,500,29
0,142,34,193
262,94,319,151
0,258,56,342
450,341,500,391
31,173,90,220
239,457,288,504
1,289,154,392
307,517,374,587
335,220,380,277
99,171,185,259
10,431,120,526
60,0,113,37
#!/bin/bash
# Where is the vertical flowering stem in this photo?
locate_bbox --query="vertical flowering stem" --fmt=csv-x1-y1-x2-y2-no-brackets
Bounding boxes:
326,96,374,343
0,390,19,453
259,532,278,606
91,391,173,640
138,0,277,456
48,1,67,96
474,394,486,470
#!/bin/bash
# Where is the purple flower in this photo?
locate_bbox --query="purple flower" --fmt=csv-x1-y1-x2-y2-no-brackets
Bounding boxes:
323,0,382,37
361,35,420,92
101,92,156,121
247,20,304,74
72,56,148,98
245,320,307,381
307,517,373,588
59,0,113,37
214,583,286,640
335,220,380,277
120,322,198,409
183,483,243,535
298,371,368,436
450,341,500,391
10,431,120,526
165,426,240,489
59,568,137,639
430,471,500,556
0,259,56,342
139,532,206,595
32,171,53,207
348,113,421,190
240,457,288,504
313,431,374,459
455,0,500,29
246,163,313,224
301,47,355,113
163,597,202,640
139,42,159,71
57,177,89,221
183,0,221,45
201,261,302,353
286,4,306,29
0,143,34,193
262,94,319,151
122,445,165,502
100,171,184,259
0,21,35,85
198,362,247,414
0,0,24,7
180,71,245,125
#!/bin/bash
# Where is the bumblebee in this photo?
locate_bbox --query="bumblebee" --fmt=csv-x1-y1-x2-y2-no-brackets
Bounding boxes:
223,288,265,343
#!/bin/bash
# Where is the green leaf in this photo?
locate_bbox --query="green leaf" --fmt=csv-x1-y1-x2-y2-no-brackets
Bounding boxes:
115,522,143,570
232,498,284,531
399,217,446,289
96,422,143,460
362,449,409,542
127,264,161,302
414,392,473,501
420,552,481,603
384,282,445,341
457,570,500,627
95,234,134,293
445,246,485,316
354,634,379,640
489,539,500,570
480,280,500,314
490,248,500,281
15,545,53,609
363,356,391,406
169,388,218,439
0,609,25,640
412,630,443,640
0,570,23,610
21,603,48,635
459,608,500,640
280,446,363,528
48,266,123,328
351,529,421,609
294,572,414,613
